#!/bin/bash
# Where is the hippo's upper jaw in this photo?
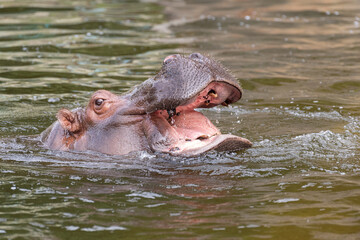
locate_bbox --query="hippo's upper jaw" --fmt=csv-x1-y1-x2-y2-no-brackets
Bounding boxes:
41,53,252,157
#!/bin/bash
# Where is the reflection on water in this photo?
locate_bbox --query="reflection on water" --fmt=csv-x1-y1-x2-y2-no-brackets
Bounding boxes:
0,0,360,239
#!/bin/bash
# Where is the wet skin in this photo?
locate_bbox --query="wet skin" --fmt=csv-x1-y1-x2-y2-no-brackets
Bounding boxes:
41,53,252,156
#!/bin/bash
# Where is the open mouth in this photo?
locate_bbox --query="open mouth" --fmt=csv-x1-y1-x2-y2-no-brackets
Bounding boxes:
148,82,252,155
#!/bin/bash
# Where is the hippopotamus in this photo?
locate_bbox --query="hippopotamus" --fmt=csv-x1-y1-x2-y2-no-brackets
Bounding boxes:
41,53,252,156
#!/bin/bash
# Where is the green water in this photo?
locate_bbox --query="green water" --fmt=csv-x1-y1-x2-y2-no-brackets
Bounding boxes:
0,0,359,239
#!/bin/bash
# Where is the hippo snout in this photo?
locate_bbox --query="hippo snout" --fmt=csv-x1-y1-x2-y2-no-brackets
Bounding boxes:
41,53,251,156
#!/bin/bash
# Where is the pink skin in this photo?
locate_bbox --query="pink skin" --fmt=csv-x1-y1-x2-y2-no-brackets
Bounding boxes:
41,54,252,156
142,82,250,155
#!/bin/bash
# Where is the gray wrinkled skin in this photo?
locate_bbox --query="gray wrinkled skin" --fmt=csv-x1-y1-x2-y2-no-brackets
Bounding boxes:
128,53,241,113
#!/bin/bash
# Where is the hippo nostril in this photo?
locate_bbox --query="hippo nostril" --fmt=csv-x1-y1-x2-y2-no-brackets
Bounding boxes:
163,54,179,64
190,52,204,59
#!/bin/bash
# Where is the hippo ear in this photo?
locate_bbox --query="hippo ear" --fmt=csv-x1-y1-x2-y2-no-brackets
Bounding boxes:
56,109,82,133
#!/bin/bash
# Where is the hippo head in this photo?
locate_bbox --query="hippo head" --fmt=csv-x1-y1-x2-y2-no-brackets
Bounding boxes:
41,53,252,156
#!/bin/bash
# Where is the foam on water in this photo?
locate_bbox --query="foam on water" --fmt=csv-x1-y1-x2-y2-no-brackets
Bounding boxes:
1,108,359,178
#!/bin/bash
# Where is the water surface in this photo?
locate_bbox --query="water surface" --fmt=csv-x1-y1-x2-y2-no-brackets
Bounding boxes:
0,0,359,239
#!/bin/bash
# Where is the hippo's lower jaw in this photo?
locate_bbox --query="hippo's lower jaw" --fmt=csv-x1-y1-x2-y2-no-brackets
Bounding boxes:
41,53,252,157
143,82,252,156
169,134,253,156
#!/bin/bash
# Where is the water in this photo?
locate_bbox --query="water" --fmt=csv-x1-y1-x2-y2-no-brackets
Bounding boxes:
1,0,360,239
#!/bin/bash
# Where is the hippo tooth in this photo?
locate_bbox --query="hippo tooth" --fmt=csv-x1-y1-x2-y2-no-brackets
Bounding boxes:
209,92,218,98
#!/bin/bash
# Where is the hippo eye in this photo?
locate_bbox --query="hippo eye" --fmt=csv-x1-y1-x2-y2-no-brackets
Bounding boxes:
95,98,104,106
